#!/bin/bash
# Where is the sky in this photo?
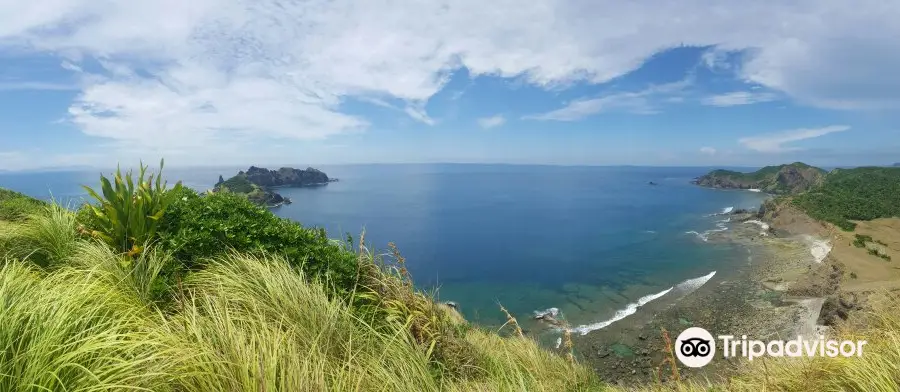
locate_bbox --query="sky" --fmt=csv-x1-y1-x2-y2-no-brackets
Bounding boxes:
1,0,899,171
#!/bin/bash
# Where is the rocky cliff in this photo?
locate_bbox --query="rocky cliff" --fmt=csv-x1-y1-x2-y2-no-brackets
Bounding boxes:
692,162,826,195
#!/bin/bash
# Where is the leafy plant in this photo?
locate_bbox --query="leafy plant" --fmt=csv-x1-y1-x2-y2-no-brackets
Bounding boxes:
81,160,182,255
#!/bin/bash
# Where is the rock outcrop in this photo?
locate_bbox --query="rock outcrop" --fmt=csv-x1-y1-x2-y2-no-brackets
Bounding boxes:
214,166,333,207
244,166,331,187
692,162,826,195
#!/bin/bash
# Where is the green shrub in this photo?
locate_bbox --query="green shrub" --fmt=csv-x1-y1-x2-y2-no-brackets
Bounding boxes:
156,187,358,294
81,160,183,254
853,234,873,248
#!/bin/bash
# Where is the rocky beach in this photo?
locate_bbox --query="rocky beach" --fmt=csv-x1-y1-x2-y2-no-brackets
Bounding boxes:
554,194,851,386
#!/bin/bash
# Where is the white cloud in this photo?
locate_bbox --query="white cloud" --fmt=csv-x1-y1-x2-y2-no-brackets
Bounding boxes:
739,125,851,153
699,147,717,155
0,0,898,159
477,115,506,129
524,80,688,121
702,91,777,107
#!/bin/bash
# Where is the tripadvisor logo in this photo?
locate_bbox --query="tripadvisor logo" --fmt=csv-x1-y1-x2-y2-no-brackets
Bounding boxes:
675,327,868,368
675,327,715,368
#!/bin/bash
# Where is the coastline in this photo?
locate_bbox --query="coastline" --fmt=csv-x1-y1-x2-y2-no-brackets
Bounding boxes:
563,194,842,385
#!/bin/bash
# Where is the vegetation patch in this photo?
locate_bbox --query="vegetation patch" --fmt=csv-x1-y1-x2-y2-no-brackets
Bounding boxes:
156,187,359,294
853,234,873,248
793,167,900,231
0,188,46,221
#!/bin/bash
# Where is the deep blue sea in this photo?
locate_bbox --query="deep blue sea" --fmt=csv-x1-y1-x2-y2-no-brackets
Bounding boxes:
0,164,768,332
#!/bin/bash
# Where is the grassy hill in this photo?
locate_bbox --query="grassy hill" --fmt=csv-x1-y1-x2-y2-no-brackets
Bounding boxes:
214,173,287,206
693,162,826,194
793,167,900,231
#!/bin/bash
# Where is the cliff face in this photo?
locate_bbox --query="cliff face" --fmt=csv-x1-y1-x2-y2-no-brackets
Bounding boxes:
692,162,826,195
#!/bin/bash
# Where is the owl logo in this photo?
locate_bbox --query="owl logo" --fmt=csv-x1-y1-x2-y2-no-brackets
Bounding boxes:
675,327,716,367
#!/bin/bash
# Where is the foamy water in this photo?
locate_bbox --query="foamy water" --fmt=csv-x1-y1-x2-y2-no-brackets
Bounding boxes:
747,189,762,193
533,307,560,318
686,216,730,242
563,271,716,335
704,206,734,217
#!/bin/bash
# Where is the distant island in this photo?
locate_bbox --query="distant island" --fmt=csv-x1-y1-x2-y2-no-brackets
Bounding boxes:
691,162,825,195
893,162,900,167
214,166,335,206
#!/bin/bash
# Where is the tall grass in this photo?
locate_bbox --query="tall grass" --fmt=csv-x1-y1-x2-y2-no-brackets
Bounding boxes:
0,259,180,391
168,253,441,391
70,240,174,305
0,203,80,268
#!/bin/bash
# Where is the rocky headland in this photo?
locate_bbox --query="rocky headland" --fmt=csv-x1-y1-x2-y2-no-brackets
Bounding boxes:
691,162,825,194
565,163,899,385
214,166,335,207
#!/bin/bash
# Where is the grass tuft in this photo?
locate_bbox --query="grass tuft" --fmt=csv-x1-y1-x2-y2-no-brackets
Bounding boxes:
0,203,80,268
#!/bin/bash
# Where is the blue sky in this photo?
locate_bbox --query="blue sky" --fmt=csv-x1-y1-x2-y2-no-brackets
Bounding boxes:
1,0,899,170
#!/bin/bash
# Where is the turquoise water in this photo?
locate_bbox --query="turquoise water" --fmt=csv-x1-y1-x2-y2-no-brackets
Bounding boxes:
0,164,768,331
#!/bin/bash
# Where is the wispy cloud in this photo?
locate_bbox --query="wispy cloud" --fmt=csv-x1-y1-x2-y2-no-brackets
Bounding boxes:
0,81,78,91
404,104,437,126
477,114,506,129
739,125,851,153
702,91,778,107
523,80,689,121
699,146,717,155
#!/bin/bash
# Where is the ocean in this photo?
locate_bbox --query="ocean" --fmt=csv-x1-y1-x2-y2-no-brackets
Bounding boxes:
0,164,769,335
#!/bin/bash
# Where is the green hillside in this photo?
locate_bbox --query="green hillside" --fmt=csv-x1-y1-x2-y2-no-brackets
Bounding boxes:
793,167,900,231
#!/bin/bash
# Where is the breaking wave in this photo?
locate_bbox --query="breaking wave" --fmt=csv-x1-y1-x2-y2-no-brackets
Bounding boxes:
566,271,716,335
744,219,770,236
686,217,730,242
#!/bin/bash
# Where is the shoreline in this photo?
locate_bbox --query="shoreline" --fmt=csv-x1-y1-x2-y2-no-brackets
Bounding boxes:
563,199,839,385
